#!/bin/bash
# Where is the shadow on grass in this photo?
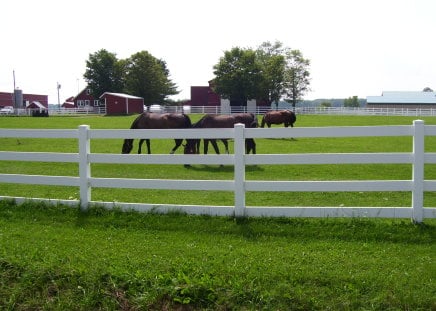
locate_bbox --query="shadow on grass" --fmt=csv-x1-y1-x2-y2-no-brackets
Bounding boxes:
184,164,264,172
74,205,435,245
1,200,434,245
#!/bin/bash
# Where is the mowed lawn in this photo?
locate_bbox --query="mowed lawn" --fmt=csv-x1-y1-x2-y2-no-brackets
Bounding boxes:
0,114,435,310
1,114,436,208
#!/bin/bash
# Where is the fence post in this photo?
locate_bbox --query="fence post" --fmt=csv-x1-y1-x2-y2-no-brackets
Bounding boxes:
412,120,424,223
78,125,91,211
234,123,246,217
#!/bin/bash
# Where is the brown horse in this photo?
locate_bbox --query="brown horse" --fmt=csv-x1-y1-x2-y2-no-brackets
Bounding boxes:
122,112,192,154
260,110,296,128
184,113,257,155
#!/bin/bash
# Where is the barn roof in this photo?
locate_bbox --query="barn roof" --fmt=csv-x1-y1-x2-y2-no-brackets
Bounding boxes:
99,92,143,99
26,101,46,109
367,91,436,104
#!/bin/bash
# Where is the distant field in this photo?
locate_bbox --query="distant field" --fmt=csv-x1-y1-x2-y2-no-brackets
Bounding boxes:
1,114,436,207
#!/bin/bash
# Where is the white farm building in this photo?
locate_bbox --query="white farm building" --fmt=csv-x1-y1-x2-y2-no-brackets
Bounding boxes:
366,91,436,109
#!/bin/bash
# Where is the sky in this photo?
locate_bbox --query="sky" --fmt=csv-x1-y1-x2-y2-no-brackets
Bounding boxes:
1,0,435,105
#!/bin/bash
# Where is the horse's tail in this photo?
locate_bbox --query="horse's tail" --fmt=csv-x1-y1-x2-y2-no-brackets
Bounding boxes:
290,111,297,127
182,113,192,128
250,114,259,128
260,114,266,128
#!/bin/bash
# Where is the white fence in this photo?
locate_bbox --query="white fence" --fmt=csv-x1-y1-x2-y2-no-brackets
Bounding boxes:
5,106,433,117
1,121,436,223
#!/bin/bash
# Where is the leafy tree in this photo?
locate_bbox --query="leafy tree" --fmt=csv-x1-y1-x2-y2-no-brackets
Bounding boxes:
123,51,179,105
344,96,360,107
320,101,332,108
283,49,311,109
83,49,124,98
255,41,286,108
213,47,263,106
423,87,433,92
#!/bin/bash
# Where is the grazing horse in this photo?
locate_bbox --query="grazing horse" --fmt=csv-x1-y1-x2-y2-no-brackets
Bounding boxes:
122,112,192,154
261,110,296,128
184,113,257,155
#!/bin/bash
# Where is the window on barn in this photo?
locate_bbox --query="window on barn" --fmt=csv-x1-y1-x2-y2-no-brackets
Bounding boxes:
93,100,100,106
85,100,90,106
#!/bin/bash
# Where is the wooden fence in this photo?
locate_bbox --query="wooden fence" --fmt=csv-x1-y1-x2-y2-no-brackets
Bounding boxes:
1,120,436,223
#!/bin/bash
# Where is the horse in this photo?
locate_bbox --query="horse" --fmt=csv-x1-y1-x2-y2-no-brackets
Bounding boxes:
184,113,257,155
122,112,192,154
260,110,296,128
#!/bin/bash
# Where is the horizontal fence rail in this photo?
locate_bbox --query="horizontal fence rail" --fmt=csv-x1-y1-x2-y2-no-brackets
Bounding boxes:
5,106,436,117
1,121,436,222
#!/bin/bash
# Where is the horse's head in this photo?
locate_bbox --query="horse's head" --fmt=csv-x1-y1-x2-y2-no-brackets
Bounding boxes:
122,139,133,154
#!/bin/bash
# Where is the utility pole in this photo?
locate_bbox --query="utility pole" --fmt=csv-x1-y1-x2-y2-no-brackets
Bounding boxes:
57,82,61,109
13,70,16,108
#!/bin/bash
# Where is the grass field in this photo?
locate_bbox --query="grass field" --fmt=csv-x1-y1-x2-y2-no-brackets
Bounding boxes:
0,201,434,310
1,114,436,208
0,114,435,309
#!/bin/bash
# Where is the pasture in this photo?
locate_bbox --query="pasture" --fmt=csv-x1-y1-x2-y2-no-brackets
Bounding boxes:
2,114,436,208
0,114,435,309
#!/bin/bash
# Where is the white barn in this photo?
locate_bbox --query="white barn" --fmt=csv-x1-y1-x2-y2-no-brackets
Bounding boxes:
366,91,436,109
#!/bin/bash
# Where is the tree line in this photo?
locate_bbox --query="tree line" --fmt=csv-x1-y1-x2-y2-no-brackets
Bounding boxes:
83,41,311,107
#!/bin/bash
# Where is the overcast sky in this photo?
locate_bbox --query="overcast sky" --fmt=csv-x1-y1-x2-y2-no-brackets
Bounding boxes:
1,0,434,105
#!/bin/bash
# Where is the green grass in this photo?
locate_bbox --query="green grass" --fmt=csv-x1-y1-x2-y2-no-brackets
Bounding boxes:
1,114,436,207
0,115,435,309
0,201,434,310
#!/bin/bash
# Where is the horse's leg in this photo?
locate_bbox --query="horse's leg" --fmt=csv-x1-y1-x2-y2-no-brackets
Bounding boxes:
245,139,256,154
250,138,256,154
210,140,220,154
146,139,151,154
202,139,208,154
137,139,143,154
221,139,229,154
170,139,183,154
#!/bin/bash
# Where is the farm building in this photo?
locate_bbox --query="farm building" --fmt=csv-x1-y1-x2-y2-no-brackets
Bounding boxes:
0,89,48,109
62,87,100,111
366,91,436,109
26,101,47,110
187,80,269,108
99,92,144,115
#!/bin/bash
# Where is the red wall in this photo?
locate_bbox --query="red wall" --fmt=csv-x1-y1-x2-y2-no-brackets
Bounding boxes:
102,93,144,115
0,92,48,108
190,86,220,106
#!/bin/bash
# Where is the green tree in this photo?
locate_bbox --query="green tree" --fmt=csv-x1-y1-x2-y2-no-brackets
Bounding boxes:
344,96,360,107
320,101,332,108
283,49,311,109
213,47,263,106
83,49,124,98
124,51,179,105
256,41,286,108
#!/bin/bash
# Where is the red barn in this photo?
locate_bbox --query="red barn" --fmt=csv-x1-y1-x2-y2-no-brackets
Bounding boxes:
189,81,220,106
70,88,99,110
0,90,48,108
99,92,144,115
187,80,269,108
